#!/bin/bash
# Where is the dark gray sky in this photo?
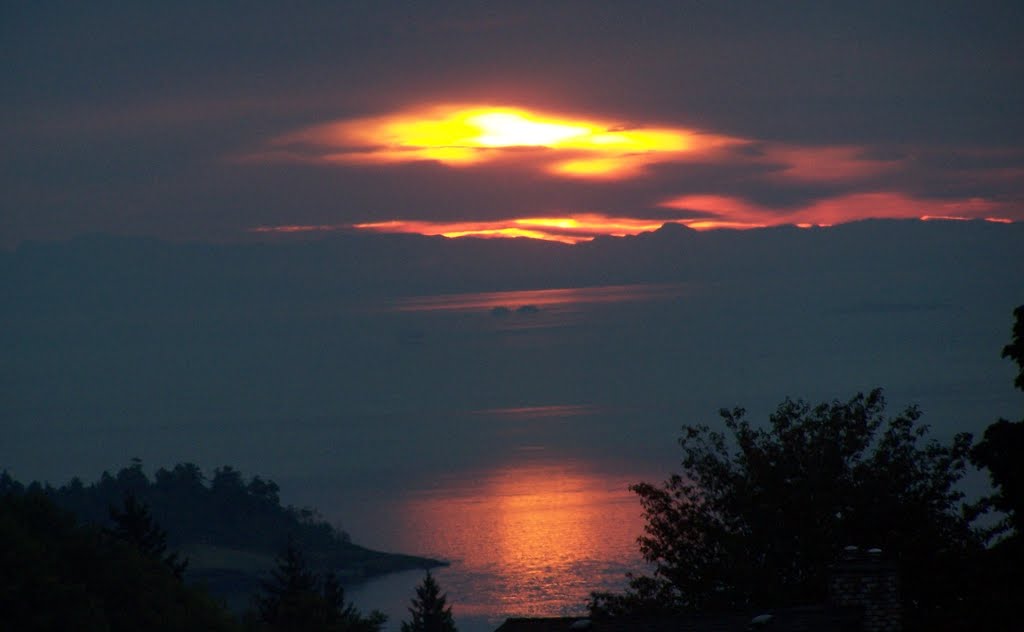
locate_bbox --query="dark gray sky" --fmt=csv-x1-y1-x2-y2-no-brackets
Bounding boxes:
3,1,1023,246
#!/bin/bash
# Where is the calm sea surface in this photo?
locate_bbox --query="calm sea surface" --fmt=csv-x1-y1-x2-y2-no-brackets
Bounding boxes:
339,285,680,631
343,458,649,632
5,277,1017,632
307,279,1015,632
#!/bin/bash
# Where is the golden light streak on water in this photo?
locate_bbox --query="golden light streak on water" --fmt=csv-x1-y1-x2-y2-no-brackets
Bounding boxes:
385,282,689,313
392,462,646,618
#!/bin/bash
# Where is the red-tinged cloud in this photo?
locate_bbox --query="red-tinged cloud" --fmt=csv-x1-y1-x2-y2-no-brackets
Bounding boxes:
253,214,676,244
246,193,1013,244
756,145,904,182
660,192,1010,228
241,103,1021,244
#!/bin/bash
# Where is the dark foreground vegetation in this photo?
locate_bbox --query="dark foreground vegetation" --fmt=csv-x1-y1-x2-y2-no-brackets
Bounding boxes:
1,460,443,602
1,477,453,631
1,490,238,631
0,462,445,631
1,460,440,578
590,305,1024,631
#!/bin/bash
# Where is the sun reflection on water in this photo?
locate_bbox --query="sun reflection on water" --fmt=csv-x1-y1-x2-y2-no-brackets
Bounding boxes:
394,462,646,619
387,283,689,313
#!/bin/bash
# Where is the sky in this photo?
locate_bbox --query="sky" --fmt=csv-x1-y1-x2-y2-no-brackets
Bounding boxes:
2,1,1023,247
2,7,1023,624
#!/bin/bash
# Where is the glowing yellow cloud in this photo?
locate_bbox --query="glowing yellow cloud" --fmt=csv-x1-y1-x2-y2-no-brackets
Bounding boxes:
352,214,675,244
277,104,735,179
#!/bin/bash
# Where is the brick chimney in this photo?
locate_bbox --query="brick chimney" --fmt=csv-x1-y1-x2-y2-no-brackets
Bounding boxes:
828,546,901,632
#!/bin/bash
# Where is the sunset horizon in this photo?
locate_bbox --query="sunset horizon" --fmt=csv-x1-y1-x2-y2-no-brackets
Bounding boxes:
3,3,1022,631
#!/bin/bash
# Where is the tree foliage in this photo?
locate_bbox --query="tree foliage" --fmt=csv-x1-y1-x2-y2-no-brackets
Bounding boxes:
106,492,188,578
971,303,1024,537
9,460,435,578
964,305,1024,628
254,539,386,632
401,571,457,632
0,490,237,631
971,419,1024,537
46,459,335,553
1001,304,1024,391
590,389,980,626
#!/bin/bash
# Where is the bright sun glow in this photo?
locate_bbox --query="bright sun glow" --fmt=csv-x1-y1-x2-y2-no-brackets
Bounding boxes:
277,104,734,179
249,104,1016,241
350,214,679,244
468,111,591,146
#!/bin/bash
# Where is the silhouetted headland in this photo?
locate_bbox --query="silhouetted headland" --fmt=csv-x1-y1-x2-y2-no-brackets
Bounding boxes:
0,461,447,612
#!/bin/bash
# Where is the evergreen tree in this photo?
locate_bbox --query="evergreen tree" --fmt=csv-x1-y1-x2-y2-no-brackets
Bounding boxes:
107,492,188,578
256,539,321,629
255,539,386,632
0,491,236,631
401,571,456,632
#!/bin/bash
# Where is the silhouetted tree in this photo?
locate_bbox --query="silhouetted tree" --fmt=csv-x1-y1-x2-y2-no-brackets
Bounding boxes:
248,475,282,505
255,539,386,632
256,539,322,629
40,461,371,563
9,460,438,612
0,470,24,495
401,571,456,632
1002,304,1024,390
964,305,1024,629
972,420,1024,537
0,491,236,631
107,492,187,578
116,457,150,495
590,389,980,629
971,303,1024,536
212,465,246,495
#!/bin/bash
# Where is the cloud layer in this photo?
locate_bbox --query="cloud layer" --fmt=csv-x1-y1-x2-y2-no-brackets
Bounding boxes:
245,103,1021,241
2,3,1022,246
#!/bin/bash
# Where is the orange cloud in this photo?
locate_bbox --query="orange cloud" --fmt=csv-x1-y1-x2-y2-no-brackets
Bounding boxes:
245,103,946,191
660,192,1009,227
250,193,1013,244
244,103,1019,243
353,214,673,244
265,104,740,179
758,145,903,182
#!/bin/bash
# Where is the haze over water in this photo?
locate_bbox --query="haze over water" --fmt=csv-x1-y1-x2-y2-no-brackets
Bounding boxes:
2,224,1020,631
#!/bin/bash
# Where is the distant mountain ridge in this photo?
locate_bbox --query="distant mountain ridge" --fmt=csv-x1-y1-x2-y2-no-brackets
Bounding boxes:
3,219,1020,299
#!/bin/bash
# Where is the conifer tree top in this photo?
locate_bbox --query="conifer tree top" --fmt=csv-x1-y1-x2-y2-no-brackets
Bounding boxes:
402,570,457,632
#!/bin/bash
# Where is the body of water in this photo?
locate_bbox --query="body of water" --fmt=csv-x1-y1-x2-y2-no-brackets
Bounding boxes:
4,276,1019,632
344,459,649,632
